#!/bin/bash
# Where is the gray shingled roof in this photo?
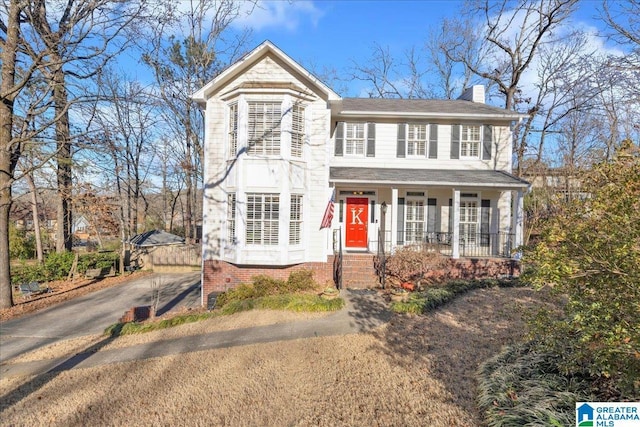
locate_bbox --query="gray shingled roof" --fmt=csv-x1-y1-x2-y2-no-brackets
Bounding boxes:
333,98,524,119
330,167,530,189
130,230,185,247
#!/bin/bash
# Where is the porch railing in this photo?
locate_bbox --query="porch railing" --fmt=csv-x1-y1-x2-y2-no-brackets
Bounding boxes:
373,231,516,258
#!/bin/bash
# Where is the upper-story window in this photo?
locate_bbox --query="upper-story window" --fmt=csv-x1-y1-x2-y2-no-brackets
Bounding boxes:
345,123,365,155
407,124,428,156
335,122,375,157
228,103,238,158
397,123,437,158
460,125,481,157
248,102,281,156
451,124,491,160
291,104,305,158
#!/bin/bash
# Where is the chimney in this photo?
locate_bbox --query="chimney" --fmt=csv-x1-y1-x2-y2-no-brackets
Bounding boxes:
457,85,485,104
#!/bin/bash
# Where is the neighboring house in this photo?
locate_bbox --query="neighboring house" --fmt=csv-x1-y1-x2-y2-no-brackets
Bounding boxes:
193,41,529,304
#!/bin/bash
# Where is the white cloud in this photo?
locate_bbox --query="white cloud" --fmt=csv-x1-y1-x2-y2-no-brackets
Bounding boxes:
234,0,324,32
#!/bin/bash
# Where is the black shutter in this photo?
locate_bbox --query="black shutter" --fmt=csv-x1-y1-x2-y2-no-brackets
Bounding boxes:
397,123,406,158
366,123,376,157
429,124,438,159
335,122,344,156
483,125,492,160
481,199,490,247
397,197,405,245
451,124,460,159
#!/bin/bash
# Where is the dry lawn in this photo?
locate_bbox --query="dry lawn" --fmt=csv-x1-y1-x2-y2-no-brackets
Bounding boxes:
0,286,546,427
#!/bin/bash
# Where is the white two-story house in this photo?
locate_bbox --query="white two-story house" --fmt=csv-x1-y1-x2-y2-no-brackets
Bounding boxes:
193,41,529,305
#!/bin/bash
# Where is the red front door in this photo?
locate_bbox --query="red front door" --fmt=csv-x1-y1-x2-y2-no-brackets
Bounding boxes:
345,197,368,248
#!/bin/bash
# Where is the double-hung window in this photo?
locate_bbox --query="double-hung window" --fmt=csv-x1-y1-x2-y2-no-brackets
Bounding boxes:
290,104,305,158
226,193,236,244
459,199,478,244
246,194,279,245
289,195,303,244
405,199,425,243
248,102,281,156
345,123,365,155
228,103,238,158
460,125,481,157
407,124,427,156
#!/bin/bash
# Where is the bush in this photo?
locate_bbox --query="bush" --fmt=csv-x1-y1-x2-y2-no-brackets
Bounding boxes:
477,343,592,427
384,246,447,285
42,252,75,281
77,252,119,274
523,149,640,397
215,269,320,309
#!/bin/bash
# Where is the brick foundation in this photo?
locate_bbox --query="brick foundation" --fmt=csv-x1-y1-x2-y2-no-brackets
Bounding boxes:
202,256,520,307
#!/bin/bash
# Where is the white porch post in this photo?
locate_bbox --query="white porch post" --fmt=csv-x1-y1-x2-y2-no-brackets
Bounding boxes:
512,190,524,250
391,188,398,248
452,189,460,259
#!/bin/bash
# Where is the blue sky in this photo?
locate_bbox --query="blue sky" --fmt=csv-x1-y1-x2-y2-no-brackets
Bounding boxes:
227,0,615,97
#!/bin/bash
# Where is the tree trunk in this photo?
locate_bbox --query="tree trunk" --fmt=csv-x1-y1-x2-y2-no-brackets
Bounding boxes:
26,173,44,263
52,64,73,253
0,0,22,309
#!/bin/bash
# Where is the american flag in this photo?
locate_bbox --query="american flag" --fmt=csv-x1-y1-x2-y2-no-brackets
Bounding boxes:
320,188,335,230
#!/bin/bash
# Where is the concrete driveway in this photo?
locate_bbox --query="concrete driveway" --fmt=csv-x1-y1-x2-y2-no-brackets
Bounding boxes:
0,272,201,364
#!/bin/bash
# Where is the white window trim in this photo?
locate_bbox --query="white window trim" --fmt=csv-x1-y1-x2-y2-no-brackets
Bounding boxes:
405,194,427,244
460,124,482,159
406,123,429,158
344,122,366,157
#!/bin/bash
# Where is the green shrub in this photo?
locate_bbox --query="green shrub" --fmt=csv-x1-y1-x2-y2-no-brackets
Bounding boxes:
523,150,640,397
477,343,592,427
77,252,119,273
215,283,257,308
10,263,45,285
252,274,286,297
42,251,75,281
285,269,318,293
215,270,320,309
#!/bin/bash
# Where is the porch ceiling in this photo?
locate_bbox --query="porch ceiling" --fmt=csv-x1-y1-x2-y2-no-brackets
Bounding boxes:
329,167,530,190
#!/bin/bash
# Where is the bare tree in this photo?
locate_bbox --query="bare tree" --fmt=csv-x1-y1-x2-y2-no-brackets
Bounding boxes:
442,0,579,174
0,0,145,308
142,0,254,243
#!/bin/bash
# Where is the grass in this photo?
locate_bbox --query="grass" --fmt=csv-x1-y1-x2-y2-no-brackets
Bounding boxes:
390,278,523,314
105,293,344,336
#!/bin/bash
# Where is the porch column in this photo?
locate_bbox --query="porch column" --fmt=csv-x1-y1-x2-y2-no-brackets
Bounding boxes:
512,190,524,250
452,189,460,259
391,188,398,248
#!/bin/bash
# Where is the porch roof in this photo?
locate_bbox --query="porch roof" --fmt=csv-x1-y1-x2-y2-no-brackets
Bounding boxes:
329,167,530,189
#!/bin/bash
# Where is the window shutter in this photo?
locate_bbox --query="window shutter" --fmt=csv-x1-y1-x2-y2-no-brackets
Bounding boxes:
451,125,460,159
396,123,406,158
427,198,438,235
483,125,492,160
397,197,405,245
366,123,376,157
429,124,438,159
335,122,344,156
481,199,490,246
